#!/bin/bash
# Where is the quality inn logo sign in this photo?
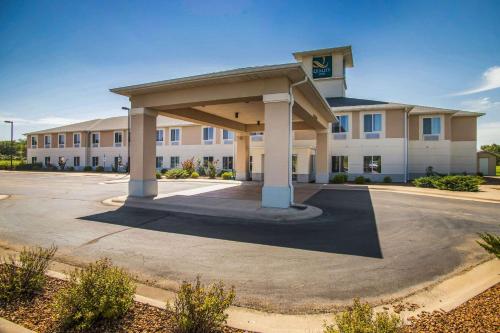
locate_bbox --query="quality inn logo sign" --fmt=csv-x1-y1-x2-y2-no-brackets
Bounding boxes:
312,55,332,79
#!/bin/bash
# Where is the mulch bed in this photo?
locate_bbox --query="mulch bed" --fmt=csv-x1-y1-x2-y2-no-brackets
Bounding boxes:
403,283,500,333
0,276,247,333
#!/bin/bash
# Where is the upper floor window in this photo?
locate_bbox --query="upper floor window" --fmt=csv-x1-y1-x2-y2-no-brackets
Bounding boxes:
91,133,100,147
203,127,214,144
44,135,51,148
251,132,264,142
170,128,180,145
364,113,382,139
156,129,164,145
31,136,37,149
58,134,65,148
423,117,441,140
332,115,349,133
222,129,234,144
73,133,81,148
114,131,123,147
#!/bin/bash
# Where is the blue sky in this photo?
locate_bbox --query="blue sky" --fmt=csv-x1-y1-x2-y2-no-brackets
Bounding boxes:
1,0,499,146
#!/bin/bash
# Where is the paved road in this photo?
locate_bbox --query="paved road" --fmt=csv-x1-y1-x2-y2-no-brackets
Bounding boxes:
0,171,499,312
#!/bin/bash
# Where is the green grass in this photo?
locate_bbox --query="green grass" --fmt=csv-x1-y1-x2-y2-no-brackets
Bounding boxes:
0,159,23,168
496,165,500,176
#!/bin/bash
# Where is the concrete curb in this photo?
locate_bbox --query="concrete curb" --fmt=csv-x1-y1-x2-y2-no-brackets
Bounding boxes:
0,318,36,333
0,195,9,201
103,178,243,185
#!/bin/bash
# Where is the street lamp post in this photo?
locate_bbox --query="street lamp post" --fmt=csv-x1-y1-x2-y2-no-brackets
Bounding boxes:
122,107,131,173
4,120,13,170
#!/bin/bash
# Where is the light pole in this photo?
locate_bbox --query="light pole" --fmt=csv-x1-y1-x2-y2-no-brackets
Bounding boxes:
4,120,13,170
122,107,130,173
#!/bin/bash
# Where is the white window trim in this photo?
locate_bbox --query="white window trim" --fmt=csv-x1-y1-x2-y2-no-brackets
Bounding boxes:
156,129,164,145
420,115,444,141
58,133,65,148
73,132,81,148
202,126,214,145
222,129,234,144
31,136,37,149
44,135,51,148
170,128,181,145
113,130,124,147
73,156,81,167
91,132,100,148
170,156,180,168
360,111,385,139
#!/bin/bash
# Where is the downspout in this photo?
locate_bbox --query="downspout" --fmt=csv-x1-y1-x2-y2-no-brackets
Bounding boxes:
403,106,414,183
289,76,309,204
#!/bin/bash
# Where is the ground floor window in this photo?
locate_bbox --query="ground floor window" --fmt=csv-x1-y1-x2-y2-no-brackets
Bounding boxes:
203,156,214,167
156,156,163,169
332,156,349,173
170,156,180,169
363,156,381,174
222,156,233,170
31,156,37,164
92,156,99,167
74,156,80,167
44,156,50,166
114,156,122,168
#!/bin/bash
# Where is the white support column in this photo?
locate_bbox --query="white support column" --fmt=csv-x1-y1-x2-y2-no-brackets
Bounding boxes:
129,108,158,197
315,129,331,183
235,133,249,181
262,93,292,208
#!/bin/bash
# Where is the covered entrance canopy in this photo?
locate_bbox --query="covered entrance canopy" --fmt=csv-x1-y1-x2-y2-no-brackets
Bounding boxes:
111,63,336,208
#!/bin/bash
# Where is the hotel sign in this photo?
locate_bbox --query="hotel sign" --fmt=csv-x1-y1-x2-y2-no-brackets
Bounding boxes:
312,55,332,79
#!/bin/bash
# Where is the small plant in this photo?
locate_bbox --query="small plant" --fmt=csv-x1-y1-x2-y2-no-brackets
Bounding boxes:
354,176,365,184
53,258,135,331
161,168,168,174
383,176,392,183
95,166,105,172
364,177,371,183
205,160,218,179
83,166,92,172
331,173,348,184
165,168,191,179
324,298,401,333
68,166,75,171
156,171,162,179
0,245,57,303
191,171,199,179
477,233,500,258
221,171,234,180
169,276,235,333
182,157,196,175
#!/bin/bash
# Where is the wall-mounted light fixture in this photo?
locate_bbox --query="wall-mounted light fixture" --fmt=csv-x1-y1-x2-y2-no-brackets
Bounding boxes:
257,120,260,125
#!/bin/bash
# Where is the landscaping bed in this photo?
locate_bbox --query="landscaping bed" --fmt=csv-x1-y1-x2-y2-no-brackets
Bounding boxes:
0,276,246,333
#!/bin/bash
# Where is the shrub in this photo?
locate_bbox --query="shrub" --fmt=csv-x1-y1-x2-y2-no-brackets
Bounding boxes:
51,165,59,171
205,161,218,179
383,176,392,183
53,258,135,331
432,175,484,192
331,173,348,184
412,176,439,188
68,166,75,172
95,166,105,172
165,168,190,179
354,176,365,184
324,298,401,333
191,172,199,179
161,168,168,175
169,276,235,333
221,172,234,180
0,245,57,303
156,172,162,179
182,157,196,175
477,233,500,259
83,166,92,172
364,177,371,183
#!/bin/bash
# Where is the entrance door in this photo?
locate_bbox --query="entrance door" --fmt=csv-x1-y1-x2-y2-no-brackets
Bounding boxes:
479,158,489,175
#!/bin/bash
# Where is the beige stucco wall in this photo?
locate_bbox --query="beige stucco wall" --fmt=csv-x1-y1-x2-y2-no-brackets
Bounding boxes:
100,131,113,147
294,130,316,140
408,115,419,140
386,110,404,138
182,126,201,145
444,114,452,140
351,111,360,139
451,117,477,141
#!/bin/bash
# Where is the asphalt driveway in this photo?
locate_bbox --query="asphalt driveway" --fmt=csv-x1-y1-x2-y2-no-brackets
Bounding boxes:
0,171,499,312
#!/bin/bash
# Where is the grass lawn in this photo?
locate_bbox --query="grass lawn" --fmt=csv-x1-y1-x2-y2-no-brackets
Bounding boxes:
0,159,23,168
497,165,500,176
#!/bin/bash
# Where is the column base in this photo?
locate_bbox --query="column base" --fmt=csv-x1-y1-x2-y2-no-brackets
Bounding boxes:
129,179,158,197
262,185,292,208
315,172,330,184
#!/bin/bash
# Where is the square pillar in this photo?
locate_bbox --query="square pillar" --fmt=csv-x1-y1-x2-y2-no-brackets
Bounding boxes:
235,134,249,181
262,93,293,208
315,130,331,183
129,108,158,197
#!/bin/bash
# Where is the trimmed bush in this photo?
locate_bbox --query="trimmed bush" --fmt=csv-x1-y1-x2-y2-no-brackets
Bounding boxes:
331,173,348,184
83,166,92,172
165,168,190,179
68,166,75,172
412,176,438,188
0,245,57,303
169,276,235,333
191,172,199,179
364,177,371,183
324,298,401,333
354,176,365,184
477,233,500,258
221,171,234,180
156,172,162,179
95,166,105,172
383,176,392,183
413,175,484,192
53,258,135,331
160,168,168,175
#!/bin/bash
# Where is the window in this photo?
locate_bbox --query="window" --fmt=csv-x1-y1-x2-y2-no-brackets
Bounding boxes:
332,156,349,173
170,128,180,145
251,132,264,142
203,127,214,144
92,156,99,167
364,114,382,132
114,131,123,147
73,133,81,148
31,136,37,149
74,156,80,167
203,156,214,167
170,156,180,168
156,129,164,145
332,115,349,133
363,156,381,174
31,156,37,164
156,156,163,169
114,156,121,168
44,135,51,148
222,130,234,144
44,156,50,166
423,117,441,140
58,134,65,148
222,156,233,170
91,133,100,147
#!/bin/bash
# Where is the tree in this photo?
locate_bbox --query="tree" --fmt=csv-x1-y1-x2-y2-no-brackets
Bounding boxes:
481,143,500,165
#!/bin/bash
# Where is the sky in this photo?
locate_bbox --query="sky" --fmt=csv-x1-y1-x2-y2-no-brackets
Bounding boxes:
0,0,499,147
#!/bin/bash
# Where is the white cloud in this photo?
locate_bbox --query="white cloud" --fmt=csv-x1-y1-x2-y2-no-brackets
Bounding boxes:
478,121,500,146
452,66,500,96
461,97,500,112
